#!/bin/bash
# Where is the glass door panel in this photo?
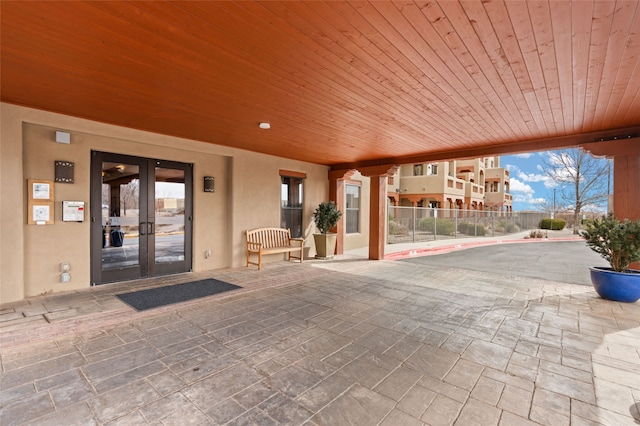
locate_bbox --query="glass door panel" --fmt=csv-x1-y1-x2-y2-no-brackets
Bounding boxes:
151,160,192,276
154,167,186,264
92,152,148,284
102,162,141,270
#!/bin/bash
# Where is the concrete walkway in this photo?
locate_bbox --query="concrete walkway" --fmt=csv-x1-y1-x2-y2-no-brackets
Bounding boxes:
1,234,639,425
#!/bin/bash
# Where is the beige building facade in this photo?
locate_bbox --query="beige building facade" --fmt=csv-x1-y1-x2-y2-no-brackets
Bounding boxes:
1,104,377,303
390,156,512,215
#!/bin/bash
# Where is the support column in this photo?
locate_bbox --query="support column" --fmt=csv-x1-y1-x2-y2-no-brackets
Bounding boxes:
613,154,640,221
369,175,387,260
581,138,640,268
356,164,399,261
580,138,640,221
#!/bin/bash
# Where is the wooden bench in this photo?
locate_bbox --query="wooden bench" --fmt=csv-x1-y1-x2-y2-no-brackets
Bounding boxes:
246,227,304,270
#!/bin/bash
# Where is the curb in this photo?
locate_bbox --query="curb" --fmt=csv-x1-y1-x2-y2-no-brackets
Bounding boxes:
385,236,583,260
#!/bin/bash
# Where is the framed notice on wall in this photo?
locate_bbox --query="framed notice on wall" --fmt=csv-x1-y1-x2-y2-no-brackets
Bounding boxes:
28,179,55,225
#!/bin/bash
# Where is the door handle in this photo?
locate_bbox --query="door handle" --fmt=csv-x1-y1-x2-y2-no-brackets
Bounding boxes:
139,222,154,235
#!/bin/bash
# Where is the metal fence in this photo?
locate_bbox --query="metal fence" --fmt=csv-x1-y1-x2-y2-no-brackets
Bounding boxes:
387,207,548,244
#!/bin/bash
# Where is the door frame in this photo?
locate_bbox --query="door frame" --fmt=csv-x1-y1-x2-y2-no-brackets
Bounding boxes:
90,151,193,285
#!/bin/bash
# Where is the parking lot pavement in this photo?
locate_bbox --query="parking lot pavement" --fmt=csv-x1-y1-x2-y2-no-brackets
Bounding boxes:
399,240,609,286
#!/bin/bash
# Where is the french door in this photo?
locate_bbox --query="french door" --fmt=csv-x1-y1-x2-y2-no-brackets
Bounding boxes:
90,152,193,285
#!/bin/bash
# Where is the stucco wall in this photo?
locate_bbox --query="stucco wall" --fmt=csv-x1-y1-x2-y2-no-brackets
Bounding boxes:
1,103,329,303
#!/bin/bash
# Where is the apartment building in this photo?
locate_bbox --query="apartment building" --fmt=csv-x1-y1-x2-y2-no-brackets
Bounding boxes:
389,156,512,215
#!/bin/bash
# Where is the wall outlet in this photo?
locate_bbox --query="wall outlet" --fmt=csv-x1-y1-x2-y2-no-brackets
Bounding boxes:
205,250,212,259
61,272,71,283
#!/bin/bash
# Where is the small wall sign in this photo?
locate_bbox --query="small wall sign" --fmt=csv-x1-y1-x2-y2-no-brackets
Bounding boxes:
204,176,215,192
55,161,74,183
62,201,85,222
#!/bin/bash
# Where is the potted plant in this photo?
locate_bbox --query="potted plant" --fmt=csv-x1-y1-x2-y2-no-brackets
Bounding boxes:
313,201,342,259
582,213,640,302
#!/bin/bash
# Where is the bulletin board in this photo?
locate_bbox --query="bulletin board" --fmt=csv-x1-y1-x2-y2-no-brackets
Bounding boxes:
28,179,54,225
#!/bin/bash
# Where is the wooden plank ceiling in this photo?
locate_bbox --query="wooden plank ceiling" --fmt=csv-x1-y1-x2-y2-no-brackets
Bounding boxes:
1,1,639,170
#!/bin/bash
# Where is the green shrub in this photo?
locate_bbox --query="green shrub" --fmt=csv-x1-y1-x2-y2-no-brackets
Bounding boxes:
418,217,455,235
506,222,519,233
388,220,407,235
313,201,342,234
540,218,566,230
583,213,640,272
418,217,433,232
435,220,455,235
496,220,519,233
457,222,469,234
458,222,485,236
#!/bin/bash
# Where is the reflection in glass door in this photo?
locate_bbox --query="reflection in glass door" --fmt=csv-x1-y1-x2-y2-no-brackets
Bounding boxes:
91,152,192,285
153,166,188,275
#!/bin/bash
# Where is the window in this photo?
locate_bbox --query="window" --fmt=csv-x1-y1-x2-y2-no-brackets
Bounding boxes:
427,164,438,175
281,175,303,238
345,184,360,234
413,164,424,176
485,181,499,193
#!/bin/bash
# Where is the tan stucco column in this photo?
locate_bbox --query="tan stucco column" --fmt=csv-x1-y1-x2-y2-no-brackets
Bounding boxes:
358,165,399,260
368,175,387,260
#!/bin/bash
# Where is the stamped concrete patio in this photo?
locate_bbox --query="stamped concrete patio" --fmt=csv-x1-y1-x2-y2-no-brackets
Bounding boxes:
1,240,639,425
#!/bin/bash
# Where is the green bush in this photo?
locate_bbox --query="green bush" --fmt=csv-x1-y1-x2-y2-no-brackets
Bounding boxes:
388,220,407,235
506,222,519,233
458,222,485,236
418,217,455,235
457,222,469,234
583,213,640,272
418,217,434,232
496,220,519,233
540,218,566,230
313,201,342,234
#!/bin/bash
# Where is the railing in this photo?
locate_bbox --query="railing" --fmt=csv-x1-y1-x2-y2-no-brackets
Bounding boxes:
387,207,548,244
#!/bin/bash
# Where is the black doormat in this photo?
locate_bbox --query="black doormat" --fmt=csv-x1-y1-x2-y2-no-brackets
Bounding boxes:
116,279,241,311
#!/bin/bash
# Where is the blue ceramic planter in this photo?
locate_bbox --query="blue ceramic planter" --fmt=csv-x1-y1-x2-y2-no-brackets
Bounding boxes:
589,267,640,303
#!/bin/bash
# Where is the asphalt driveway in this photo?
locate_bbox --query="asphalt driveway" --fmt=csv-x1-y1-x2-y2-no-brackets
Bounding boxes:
399,240,609,286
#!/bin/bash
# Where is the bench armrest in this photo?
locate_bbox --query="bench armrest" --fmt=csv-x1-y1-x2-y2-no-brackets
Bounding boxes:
247,241,263,250
289,238,304,246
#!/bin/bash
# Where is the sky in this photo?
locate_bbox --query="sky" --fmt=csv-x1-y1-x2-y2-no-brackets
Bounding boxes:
500,150,610,212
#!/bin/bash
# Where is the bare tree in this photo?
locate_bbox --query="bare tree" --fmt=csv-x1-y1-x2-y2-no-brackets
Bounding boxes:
542,149,609,233
120,179,140,216
534,197,555,216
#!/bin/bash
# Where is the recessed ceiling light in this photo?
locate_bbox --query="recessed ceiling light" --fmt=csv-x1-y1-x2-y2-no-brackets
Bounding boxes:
259,122,270,129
